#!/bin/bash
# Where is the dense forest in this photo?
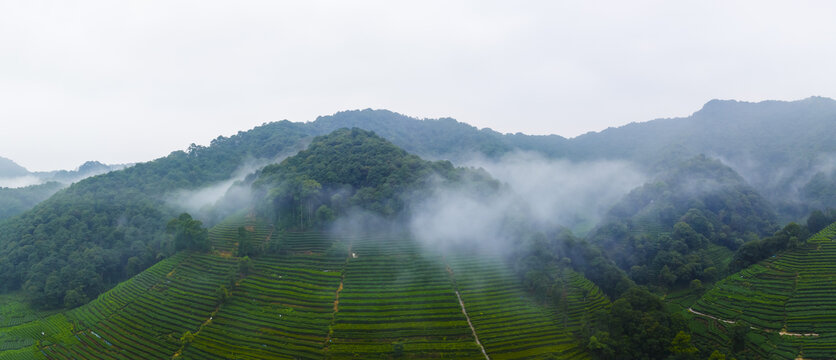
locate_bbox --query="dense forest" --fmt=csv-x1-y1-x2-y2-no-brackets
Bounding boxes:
0,121,312,308
589,155,778,290
0,182,64,221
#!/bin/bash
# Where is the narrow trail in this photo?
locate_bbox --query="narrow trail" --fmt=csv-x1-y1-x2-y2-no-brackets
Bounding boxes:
454,290,490,360
324,243,351,348
446,265,489,360
688,308,819,337
688,308,735,324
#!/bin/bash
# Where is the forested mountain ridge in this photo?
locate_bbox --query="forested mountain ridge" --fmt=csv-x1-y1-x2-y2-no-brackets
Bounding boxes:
0,182,64,221
0,121,313,308
1,98,833,359
253,128,498,229
3,97,834,309
0,159,129,221
313,98,836,220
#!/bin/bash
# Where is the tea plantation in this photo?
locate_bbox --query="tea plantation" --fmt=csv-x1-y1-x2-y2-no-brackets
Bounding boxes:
689,222,836,359
0,216,604,359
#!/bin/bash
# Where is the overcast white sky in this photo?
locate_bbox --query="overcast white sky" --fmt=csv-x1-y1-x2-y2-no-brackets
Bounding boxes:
2,1,835,171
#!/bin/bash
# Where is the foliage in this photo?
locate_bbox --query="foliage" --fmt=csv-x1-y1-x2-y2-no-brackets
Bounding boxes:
166,213,209,252
0,121,311,308
729,222,809,272
583,287,687,360
512,229,632,299
0,182,64,221
589,155,778,290
254,128,496,230
691,222,836,358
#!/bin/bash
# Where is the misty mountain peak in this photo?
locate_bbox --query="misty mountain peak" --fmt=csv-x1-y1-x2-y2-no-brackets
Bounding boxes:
0,156,29,178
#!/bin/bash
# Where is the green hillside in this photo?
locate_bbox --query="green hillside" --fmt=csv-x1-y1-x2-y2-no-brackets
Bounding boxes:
0,214,602,359
688,222,836,359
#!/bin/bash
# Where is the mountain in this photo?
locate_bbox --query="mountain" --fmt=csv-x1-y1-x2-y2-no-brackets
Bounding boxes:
0,129,613,359
0,159,128,221
311,99,836,220
35,161,130,184
1,98,835,359
253,128,496,228
3,98,833,309
567,97,836,218
0,121,313,308
0,156,29,178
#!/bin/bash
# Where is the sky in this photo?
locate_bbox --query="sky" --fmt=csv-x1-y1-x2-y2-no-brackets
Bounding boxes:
2,1,835,171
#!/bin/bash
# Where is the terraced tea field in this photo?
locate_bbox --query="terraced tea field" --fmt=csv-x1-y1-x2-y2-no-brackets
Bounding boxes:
0,219,601,359
327,234,483,359
447,256,588,359
689,222,836,359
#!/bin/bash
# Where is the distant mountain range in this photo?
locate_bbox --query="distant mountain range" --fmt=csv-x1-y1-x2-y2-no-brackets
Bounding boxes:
0,157,129,186
311,97,836,219
0,157,131,221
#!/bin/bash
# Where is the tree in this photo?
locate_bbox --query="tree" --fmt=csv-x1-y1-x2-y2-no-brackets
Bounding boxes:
236,226,259,257
391,341,404,358
669,331,698,359
806,209,830,233
63,287,88,308
315,205,335,224
689,279,703,292
729,323,748,353
659,265,677,287
166,213,209,252
707,350,727,360
239,256,254,276
216,285,229,303
300,179,322,228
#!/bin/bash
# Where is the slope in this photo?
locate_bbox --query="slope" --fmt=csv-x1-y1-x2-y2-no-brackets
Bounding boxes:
689,222,836,359
0,182,64,221
253,127,498,229
309,99,836,219
588,155,778,289
0,215,598,360
0,121,313,308
0,157,29,178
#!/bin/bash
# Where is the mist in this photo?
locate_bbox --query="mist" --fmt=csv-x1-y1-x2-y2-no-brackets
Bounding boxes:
407,152,647,254
165,159,272,224
719,152,836,216
0,175,42,189
464,152,647,230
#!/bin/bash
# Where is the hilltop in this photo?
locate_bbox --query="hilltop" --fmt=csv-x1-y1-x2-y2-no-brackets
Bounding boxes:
0,157,29,178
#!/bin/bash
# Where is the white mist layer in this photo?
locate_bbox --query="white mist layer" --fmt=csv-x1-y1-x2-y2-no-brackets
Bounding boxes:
409,152,647,253
0,175,42,188
165,158,279,220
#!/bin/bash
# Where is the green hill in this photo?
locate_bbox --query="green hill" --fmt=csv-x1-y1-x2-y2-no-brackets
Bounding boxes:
0,121,312,308
688,222,836,359
0,215,600,359
588,155,778,290
0,182,64,221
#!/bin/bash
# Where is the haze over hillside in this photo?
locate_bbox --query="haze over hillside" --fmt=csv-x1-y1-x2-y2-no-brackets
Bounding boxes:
1,97,836,359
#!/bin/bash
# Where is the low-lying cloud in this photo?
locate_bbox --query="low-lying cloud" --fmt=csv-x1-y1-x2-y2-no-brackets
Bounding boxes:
0,175,42,188
407,151,647,253
165,158,277,224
